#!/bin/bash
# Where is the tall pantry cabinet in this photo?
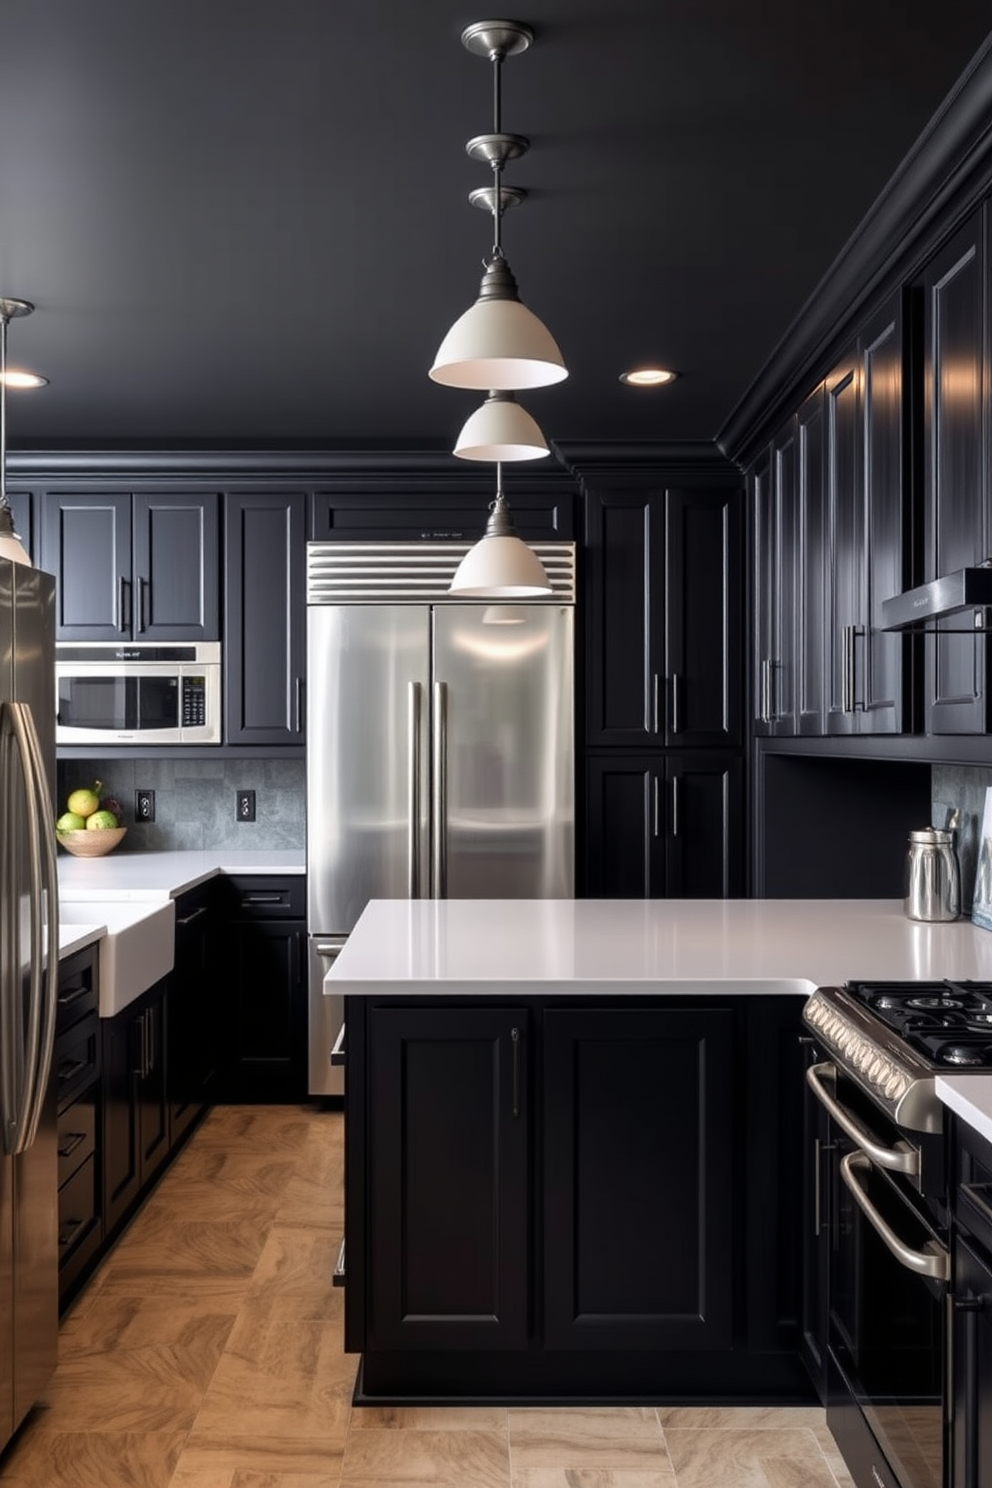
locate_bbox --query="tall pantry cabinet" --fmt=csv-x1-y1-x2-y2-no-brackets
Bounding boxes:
581,472,745,899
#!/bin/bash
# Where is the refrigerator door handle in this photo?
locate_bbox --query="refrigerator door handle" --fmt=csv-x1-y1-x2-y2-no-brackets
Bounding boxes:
432,680,448,899
0,701,58,1156
408,680,422,899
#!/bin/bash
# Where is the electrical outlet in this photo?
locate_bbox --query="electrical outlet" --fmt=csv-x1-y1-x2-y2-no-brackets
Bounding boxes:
236,789,256,823
135,788,155,823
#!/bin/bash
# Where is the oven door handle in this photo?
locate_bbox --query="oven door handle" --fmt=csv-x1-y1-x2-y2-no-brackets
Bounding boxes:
840,1151,949,1280
806,1061,920,1175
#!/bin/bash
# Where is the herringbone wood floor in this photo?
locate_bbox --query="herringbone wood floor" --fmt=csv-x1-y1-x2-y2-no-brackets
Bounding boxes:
0,1105,855,1488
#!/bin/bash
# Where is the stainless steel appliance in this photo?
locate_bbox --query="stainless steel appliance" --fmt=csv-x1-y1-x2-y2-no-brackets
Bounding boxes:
306,541,576,1096
0,557,59,1454
802,978,992,1488
55,640,221,745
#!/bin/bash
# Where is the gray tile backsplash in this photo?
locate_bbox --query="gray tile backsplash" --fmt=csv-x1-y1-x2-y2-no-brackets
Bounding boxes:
932,764,992,914
56,758,306,851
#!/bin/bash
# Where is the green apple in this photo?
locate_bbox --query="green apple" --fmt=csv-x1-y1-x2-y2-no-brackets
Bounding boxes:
56,811,86,833
86,809,119,830
67,780,102,818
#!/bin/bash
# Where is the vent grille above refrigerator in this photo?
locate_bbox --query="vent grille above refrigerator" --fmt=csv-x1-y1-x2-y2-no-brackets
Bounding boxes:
306,542,576,604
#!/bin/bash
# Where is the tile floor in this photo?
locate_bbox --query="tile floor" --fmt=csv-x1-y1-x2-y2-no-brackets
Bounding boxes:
0,1105,856,1488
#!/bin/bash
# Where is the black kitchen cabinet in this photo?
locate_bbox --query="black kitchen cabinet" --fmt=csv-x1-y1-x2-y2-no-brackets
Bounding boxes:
796,388,828,735
220,876,307,1102
311,484,575,542
922,206,991,734
345,992,810,1400
799,1035,831,1402
168,882,218,1146
543,1004,733,1351
224,491,306,745
824,298,907,736
952,1120,992,1488
585,486,742,748
754,437,797,735
39,491,220,641
365,1003,530,1352
102,977,169,1236
54,945,102,1307
7,491,36,562
584,752,743,898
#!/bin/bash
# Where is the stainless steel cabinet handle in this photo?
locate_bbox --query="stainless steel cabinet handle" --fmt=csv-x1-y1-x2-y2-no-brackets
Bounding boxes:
294,676,304,735
117,575,128,633
671,776,680,838
653,774,660,838
432,681,448,899
652,672,660,734
330,1021,346,1067
137,576,148,634
511,1026,521,1118
841,1151,949,1280
670,672,680,735
408,681,422,899
813,1138,836,1238
806,1062,919,1174
176,905,209,927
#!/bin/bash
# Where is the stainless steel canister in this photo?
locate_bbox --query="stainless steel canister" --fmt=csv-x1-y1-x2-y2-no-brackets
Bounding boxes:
904,828,961,922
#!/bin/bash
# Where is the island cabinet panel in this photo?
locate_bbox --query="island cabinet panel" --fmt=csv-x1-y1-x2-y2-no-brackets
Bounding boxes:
543,1006,734,1351
365,1005,530,1352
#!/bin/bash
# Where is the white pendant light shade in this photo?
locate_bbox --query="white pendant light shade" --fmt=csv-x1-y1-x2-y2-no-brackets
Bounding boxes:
454,391,549,462
449,481,552,596
449,533,551,596
430,255,567,391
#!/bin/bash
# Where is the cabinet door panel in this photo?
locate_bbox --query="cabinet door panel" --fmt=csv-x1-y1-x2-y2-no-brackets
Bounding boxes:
825,357,861,734
753,447,775,735
544,1006,734,1350
225,920,307,1101
102,1006,141,1234
224,492,306,744
665,488,742,747
665,753,743,898
585,493,664,746
138,990,169,1183
925,211,989,733
133,494,219,640
41,494,132,640
367,1006,529,1351
797,390,826,734
584,756,662,897
861,302,906,733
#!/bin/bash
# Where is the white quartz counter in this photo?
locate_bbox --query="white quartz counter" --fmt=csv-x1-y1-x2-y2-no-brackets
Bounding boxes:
937,1076,992,1146
328,896,992,996
58,847,305,903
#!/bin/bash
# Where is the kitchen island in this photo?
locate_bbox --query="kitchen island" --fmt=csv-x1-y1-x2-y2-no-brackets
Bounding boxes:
331,897,992,1405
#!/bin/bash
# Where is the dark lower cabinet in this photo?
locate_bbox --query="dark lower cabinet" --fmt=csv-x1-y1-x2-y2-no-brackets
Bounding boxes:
800,1036,831,1402
220,876,307,1101
169,883,218,1145
102,978,169,1236
952,1121,992,1487
584,752,743,897
543,1005,733,1351
346,994,810,1400
366,1005,530,1352
54,946,102,1308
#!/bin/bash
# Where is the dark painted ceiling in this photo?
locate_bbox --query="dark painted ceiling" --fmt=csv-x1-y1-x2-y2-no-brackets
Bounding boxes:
1,1,990,454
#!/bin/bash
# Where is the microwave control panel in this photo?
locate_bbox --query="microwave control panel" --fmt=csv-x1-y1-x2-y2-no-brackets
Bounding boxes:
181,675,207,727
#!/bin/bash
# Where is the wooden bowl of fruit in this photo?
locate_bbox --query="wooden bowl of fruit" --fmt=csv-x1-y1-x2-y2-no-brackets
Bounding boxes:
56,781,127,856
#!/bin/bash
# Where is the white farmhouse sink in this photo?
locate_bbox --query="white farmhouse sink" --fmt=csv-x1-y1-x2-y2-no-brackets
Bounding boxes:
58,898,176,1016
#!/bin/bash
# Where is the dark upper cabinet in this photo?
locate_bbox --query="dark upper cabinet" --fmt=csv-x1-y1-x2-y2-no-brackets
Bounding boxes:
796,387,827,734
753,440,797,735
7,491,36,562
922,207,991,734
824,299,907,736
224,492,306,745
543,1004,734,1352
311,485,574,542
586,486,743,749
39,491,219,641
585,752,743,898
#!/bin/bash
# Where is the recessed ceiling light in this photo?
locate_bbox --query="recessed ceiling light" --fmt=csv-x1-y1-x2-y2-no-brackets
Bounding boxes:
1,370,48,388
619,367,678,387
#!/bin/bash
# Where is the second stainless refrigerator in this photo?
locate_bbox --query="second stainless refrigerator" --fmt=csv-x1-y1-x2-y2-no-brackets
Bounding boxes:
306,542,575,1094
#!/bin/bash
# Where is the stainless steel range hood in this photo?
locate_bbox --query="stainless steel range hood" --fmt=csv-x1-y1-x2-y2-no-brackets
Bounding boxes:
880,564,992,631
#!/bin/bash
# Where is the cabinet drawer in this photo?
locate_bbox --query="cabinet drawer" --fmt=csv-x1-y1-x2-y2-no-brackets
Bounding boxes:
57,946,98,1033
57,1091,97,1187
54,1012,101,1111
226,876,305,918
58,1154,99,1262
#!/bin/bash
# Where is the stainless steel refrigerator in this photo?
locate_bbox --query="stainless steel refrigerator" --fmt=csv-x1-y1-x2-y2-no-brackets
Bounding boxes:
0,557,59,1454
306,541,575,1095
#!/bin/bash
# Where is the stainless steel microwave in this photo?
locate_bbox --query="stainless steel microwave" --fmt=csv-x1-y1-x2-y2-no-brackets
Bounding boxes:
55,641,222,745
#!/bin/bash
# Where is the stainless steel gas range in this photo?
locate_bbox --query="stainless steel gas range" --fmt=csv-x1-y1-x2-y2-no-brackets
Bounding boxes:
802,979,992,1488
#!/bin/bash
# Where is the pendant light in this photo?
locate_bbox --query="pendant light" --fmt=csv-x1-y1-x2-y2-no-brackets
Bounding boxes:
449,462,552,596
0,300,46,568
429,20,567,392
453,389,549,462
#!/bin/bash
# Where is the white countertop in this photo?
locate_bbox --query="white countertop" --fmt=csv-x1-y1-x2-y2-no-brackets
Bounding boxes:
936,1076,992,1147
58,847,305,903
328,897,992,995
